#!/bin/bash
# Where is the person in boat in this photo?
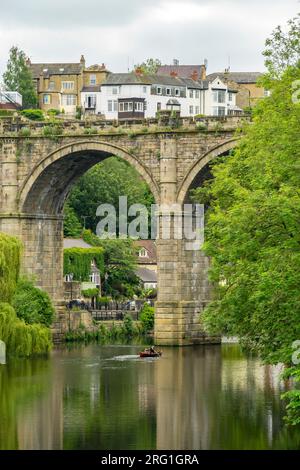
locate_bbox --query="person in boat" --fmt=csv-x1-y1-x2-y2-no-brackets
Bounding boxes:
150,346,156,354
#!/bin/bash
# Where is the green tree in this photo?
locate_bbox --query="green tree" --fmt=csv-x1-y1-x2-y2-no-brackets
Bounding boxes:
192,63,300,423
82,231,140,299
64,203,82,237
134,58,161,74
263,14,300,78
12,277,55,327
67,156,154,234
3,46,38,109
192,65,300,362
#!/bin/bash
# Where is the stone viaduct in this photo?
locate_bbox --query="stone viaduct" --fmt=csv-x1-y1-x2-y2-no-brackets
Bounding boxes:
0,116,244,345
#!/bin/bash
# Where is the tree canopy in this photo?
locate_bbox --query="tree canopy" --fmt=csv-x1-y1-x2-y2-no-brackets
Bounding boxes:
3,46,37,109
134,58,161,74
65,156,155,236
192,16,300,424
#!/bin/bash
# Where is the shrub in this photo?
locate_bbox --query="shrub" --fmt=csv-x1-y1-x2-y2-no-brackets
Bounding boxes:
12,277,55,327
0,302,52,356
122,313,135,338
139,304,154,332
43,124,63,137
19,127,31,137
83,127,98,135
47,108,60,116
81,288,99,298
76,106,82,120
21,109,44,121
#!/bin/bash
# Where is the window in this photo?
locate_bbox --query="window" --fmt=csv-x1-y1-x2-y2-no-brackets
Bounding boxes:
119,102,124,112
108,100,118,112
195,106,199,115
264,89,271,97
48,81,55,91
189,90,193,98
90,74,96,85
62,81,74,90
134,102,144,111
166,88,171,96
85,94,97,108
228,92,233,102
157,86,162,95
213,106,226,116
139,248,148,258
195,90,199,99
213,90,226,103
43,94,51,104
62,94,76,106
143,86,147,93
112,87,119,95
157,102,161,111
175,88,180,96
189,105,194,115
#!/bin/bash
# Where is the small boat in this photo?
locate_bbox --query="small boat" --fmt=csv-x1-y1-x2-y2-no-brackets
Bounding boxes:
139,348,162,358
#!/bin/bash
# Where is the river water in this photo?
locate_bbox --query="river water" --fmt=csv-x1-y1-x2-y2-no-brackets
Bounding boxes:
0,343,299,450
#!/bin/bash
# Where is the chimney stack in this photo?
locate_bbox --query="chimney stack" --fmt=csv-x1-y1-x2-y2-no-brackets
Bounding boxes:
80,55,86,68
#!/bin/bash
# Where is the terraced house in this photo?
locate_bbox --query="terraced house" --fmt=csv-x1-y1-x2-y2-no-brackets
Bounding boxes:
81,71,240,119
29,55,109,114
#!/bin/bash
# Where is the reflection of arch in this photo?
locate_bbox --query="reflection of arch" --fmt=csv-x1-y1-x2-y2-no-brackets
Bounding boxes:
18,141,160,214
177,139,239,205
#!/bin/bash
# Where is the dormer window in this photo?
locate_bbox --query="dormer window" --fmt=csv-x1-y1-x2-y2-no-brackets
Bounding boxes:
139,248,148,258
59,68,64,72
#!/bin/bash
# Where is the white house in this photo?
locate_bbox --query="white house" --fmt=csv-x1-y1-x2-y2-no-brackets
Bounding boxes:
80,72,240,119
201,77,239,116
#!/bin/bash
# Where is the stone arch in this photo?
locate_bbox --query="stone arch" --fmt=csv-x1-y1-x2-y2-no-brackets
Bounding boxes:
18,140,160,214
177,138,239,205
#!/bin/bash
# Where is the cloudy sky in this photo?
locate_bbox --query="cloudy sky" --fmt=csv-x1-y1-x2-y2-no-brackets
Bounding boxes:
0,0,299,76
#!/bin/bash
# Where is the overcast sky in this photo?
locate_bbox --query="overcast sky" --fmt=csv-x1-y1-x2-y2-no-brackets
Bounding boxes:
0,0,299,76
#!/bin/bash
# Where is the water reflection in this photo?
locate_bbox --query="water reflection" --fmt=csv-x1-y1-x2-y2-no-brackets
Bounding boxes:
0,344,299,450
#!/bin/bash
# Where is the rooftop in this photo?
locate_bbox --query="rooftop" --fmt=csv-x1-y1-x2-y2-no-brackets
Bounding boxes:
30,62,84,78
133,240,157,264
63,238,92,249
206,72,263,84
102,72,188,87
158,64,206,79
135,267,157,283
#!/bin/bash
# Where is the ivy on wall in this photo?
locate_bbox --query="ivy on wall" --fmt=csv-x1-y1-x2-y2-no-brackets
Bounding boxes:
63,247,104,282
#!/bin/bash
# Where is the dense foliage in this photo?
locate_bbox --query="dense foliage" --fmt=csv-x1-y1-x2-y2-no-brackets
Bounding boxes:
192,15,300,425
139,304,155,332
12,277,55,327
263,14,300,77
21,109,44,120
63,247,104,282
63,204,82,238
134,58,161,74
0,233,52,356
3,46,38,109
0,233,21,303
192,65,300,362
82,230,140,299
66,156,154,235
0,302,51,356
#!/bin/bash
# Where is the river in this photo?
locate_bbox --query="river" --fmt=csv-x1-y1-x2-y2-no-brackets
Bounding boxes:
0,343,299,450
